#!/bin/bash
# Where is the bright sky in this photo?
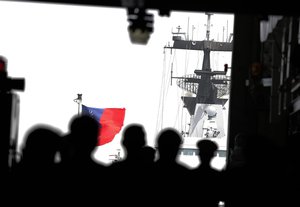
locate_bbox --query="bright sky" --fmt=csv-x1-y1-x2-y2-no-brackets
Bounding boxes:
0,1,234,164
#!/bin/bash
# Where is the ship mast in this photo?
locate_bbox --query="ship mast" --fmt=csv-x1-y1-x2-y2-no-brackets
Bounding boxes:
164,12,232,116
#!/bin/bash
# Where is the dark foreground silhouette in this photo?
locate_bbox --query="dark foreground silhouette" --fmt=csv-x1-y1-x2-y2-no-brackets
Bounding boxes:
7,117,296,207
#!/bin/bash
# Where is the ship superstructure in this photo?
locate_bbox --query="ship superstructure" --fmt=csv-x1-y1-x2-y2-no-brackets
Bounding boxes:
162,12,233,169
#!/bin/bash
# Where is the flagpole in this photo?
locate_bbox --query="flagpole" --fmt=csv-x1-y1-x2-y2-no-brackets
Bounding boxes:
73,94,82,115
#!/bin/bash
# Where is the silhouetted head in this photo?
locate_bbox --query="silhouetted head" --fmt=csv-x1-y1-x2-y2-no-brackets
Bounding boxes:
156,127,182,161
68,114,101,154
234,132,250,148
21,124,62,164
197,139,218,164
121,123,146,156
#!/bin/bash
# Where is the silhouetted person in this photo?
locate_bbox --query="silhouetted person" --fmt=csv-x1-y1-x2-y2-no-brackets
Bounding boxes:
223,133,284,207
59,114,105,167
153,127,190,205
108,123,147,205
12,124,62,203
58,114,107,201
15,124,62,178
228,132,249,169
191,139,223,207
109,123,147,168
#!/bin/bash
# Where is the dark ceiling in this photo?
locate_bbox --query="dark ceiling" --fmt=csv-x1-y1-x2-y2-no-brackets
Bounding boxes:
4,0,300,16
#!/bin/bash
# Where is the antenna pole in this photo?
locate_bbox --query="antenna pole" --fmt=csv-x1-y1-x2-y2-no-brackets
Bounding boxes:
187,17,190,40
205,12,213,40
227,20,229,42
74,94,82,115
171,62,173,86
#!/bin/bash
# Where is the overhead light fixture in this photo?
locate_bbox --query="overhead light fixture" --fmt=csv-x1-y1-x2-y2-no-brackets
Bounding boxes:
127,7,154,45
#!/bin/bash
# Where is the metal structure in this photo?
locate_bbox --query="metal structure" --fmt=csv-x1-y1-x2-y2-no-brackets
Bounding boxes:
164,13,232,116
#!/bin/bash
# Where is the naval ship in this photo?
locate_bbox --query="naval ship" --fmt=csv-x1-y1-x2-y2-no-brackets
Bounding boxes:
160,12,233,170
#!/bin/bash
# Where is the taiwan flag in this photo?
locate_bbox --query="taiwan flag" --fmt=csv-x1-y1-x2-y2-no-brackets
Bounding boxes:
82,104,126,146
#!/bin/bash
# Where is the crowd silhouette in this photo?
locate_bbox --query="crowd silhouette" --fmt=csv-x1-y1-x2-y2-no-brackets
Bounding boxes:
7,113,297,206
